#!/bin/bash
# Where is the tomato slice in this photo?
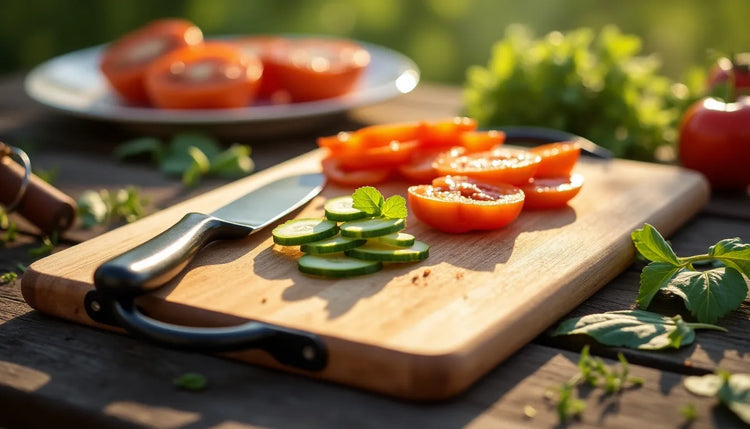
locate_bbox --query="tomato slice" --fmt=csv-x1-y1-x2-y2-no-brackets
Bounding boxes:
397,149,444,183
433,147,541,186
459,130,505,153
357,122,421,147
334,140,421,170
266,38,370,102
321,157,391,187
408,175,524,233
520,174,584,209
100,19,203,104
418,117,478,148
529,142,581,178
232,36,287,100
144,42,263,109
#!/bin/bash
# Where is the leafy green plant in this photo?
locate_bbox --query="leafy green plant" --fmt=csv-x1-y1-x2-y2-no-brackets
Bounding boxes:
632,224,750,324
552,310,726,350
115,133,254,186
684,370,750,424
351,186,408,219
77,187,148,229
464,25,697,161
0,272,18,284
172,372,207,391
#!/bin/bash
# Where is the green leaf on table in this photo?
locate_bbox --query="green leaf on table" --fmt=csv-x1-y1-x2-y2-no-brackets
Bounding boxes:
113,137,164,162
208,144,255,178
631,224,679,265
637,262,684,309
1,272,18,284
172,372,207,391
381,195,407,219
709,238,750,278
160,133,221,177
685,371,750,424
664,268,748,324
352,186,384,216
181,146,211,187
77,190,109,228
552,310,726,350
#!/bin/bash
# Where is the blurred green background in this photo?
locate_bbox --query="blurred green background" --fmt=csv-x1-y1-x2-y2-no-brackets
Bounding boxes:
1,0,748,83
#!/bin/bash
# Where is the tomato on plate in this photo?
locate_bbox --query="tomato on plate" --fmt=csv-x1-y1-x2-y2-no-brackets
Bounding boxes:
433,147,541,186
265,38,370,102
232,36,288,100
529,141,581,178
321,157,391,187
520,174,584,209
408,175,524,233
144,42,263,109
100,19,203,104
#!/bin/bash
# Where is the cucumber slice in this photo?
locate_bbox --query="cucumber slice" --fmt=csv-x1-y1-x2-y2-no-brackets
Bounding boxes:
376,232,415,247
324,196,367,221
272,218,339,245
298,254,382,277
300,235,366,255
340,217,406,238
345,240,429,262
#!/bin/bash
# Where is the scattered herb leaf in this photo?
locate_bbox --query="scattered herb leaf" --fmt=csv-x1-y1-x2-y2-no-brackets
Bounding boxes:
632,224,749,324
113,136,163,162
28,233,57,258
173,372,207,391
684,371,750,424
76,187,148,229
552,310,726,350
381,195,408,219
1,272,18,284
352,186,385,216
679,402,698,422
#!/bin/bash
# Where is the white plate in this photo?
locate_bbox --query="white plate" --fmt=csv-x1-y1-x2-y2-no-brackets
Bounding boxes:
24,40,420,125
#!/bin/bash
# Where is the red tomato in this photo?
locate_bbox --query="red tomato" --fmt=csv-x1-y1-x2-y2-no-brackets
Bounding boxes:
418,117,478,148
335,140,420,170
321,157,391,187
521,174,584,209
433,147,541,186
100,19,203,104
408,175,524,233
459,130,505,153
707,54,750,96
529,141,581,178
397,149,446,183
357,122,421,147
265,38,370,102
232,36,287,100
144,42,263,109
679,96,750,190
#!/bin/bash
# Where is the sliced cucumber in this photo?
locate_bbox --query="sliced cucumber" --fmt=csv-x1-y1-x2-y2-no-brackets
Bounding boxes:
298,254,382,278
376,232,415,247
300,235,366,255
345,240,429,262
340,217,406,238
324,196,368,221
272,218,339,245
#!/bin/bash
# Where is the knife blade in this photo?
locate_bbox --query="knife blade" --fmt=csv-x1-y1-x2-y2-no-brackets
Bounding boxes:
94,173,325,298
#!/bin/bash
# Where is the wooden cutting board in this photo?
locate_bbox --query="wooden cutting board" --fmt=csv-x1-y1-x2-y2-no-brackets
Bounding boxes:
21,149,709,400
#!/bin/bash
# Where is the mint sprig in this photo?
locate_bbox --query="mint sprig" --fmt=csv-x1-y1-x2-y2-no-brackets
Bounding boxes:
351,186,407,219
631,224,750,324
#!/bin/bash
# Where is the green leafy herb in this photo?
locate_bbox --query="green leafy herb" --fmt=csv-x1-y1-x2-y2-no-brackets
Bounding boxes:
351,187,407,219
632,224,750,324
548,345,643,423
464,25,697,161
172,372,207,391
1,209,18,246
28,233,57,258
552,310,726,350
0,272,18,284
679,403,698,422
684,371,750,424
76,187,148,229
113,136,163,162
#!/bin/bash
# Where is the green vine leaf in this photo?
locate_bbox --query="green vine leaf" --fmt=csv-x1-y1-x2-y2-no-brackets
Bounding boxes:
664,268,748,324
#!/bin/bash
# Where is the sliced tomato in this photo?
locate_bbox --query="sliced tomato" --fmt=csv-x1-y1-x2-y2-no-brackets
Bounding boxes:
357,122,421,147
459,130,505,153
100,19,203,104
335,140,420,170
433,147,541,186
408,175,524,233
520,174,584,209
321,157,391,187
397,149,447,183
266,38,370,102
144,42,263,109
529,141,581,178
418,117,478,148
232,36,287,100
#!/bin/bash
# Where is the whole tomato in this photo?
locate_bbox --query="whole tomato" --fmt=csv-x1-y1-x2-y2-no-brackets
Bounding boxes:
707,53,750,96
678,96,750,190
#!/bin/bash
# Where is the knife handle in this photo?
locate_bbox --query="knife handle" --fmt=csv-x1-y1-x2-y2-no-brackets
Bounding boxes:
94,212,253,297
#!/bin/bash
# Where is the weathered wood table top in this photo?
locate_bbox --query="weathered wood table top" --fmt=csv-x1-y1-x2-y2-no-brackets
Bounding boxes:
1,73,749,428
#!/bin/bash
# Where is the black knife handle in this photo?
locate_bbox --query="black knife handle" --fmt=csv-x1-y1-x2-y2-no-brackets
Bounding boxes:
108,298,327,371
94,212,253,298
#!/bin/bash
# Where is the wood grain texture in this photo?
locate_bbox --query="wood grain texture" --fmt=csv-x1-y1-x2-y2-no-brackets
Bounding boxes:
21,148,710,399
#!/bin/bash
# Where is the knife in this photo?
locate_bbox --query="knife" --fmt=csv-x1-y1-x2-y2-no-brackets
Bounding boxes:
497,126,613,159
94,173,325,298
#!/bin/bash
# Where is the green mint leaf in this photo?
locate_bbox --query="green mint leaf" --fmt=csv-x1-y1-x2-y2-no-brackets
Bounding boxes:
637,262,684,309
208,144,254,178
351,186,384,216
631,224,680,265
173,372,207,391
679,403,698,421
181,146,211,187
381,195,407,219
709,238,750,278
0,272,18,284
552,310,724,350
113,137,163,162
160,133,221,177
665,267,748,324
718,373,750,424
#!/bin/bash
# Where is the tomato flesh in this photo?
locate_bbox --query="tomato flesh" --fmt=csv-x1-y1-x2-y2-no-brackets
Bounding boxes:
100,19,203,104
408,175,524,233
321,157,391,187
529,141,581,178
434,147,541,186
459,130,505,153
232,36,288,100
145,42,263,109
521,174,584,209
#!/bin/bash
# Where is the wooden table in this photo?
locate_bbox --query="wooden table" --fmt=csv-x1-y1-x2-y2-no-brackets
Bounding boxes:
1,73,749,428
